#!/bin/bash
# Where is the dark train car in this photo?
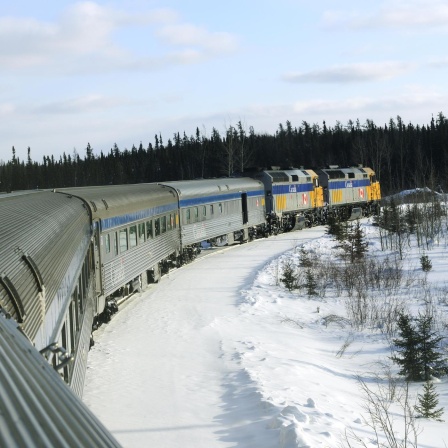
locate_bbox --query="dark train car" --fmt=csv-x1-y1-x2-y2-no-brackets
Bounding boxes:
0,190,94,396
160,178,266,253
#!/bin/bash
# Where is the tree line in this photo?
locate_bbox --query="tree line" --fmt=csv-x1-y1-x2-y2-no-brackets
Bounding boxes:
1,113,447,194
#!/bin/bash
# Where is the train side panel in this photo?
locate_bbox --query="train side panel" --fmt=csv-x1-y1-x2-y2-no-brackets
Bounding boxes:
57,184,181,299
161,178,266,247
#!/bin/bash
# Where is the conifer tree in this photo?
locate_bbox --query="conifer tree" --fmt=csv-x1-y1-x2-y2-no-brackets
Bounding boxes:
416,313,447,381
304,268,318,296
337,220,368,262
415,380,444,421
326,214,343,241
420,254,432,272
281,260,297,291
391,313,448,381
391,313,422,381
351,219,369,261
298,248,312,268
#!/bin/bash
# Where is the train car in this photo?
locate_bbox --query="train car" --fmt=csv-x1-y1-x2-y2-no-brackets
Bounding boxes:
317,165,381,219
55,184,182,305
160,178,266,256
0,309,121,447
250,168,324,231
0,190,94,396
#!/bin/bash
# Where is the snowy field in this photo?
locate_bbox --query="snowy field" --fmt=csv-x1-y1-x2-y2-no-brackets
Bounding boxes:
83,220,448,448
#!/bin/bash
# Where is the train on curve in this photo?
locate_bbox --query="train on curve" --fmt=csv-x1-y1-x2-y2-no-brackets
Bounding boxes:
0,165,381,399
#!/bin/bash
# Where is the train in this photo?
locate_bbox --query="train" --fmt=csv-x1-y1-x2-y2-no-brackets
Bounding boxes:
0,165,381,403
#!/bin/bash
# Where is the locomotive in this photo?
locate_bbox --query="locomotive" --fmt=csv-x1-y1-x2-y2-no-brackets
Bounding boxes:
0,165,380,401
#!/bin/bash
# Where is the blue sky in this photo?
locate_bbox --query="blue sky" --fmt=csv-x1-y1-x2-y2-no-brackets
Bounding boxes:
1,0,448,162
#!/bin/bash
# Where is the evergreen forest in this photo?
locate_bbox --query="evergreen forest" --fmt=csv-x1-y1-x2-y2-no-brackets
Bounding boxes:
1,113,447,195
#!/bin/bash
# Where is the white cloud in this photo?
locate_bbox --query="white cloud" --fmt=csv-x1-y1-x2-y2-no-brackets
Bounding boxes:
157,23,237,53
323,0,448,31
428,57,448,68
283,61,413,83
292,88,448,116
33,94,130,114
0,102,15,117
0,2,239,75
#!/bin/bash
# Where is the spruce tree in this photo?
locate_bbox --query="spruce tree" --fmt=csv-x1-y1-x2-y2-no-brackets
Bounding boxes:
415,381,444,421
351,219,368,261
304,269,318,296
420,254,432,272
391,313,448,381
298,248,312,268
391,313,422,381
326,214,343,241
337,220,368,262
416,313,447,381
280,260,297,291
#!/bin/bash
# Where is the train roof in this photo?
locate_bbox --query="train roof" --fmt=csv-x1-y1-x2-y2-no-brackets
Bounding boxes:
160,177,264,198
55,183,178,221
318,166,371,180
253,169,318,184
0,311,121,448
0,191,90,343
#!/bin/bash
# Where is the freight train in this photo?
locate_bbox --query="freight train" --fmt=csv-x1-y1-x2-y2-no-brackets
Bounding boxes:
0,165,380,403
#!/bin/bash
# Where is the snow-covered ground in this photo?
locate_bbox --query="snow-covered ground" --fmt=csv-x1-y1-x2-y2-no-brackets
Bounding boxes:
83,221,448,448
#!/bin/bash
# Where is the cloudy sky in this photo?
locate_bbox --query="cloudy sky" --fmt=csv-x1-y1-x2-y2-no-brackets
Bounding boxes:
1,0,447,162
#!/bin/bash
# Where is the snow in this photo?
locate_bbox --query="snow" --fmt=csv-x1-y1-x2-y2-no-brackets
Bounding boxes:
83,221,448,448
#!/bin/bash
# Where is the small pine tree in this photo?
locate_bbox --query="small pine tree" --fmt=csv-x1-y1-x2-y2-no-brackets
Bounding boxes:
351,219,368,261
326,214,344,241
415,381,444,421
337,220,368,262
391,312,448,381
299,248,313,268
420,254,432,272
280,260,297,291
416,313,447,381
391,313,422,381
304,268,318,296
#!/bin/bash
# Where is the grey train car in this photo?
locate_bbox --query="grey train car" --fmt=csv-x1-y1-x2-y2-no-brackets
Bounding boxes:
161,178,266,255
0,310,120,447
55,184,182,304
0,190,94,397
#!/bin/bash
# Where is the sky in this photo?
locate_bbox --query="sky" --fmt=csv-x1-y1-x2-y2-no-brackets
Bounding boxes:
1,0,448,162
83,218,448,447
